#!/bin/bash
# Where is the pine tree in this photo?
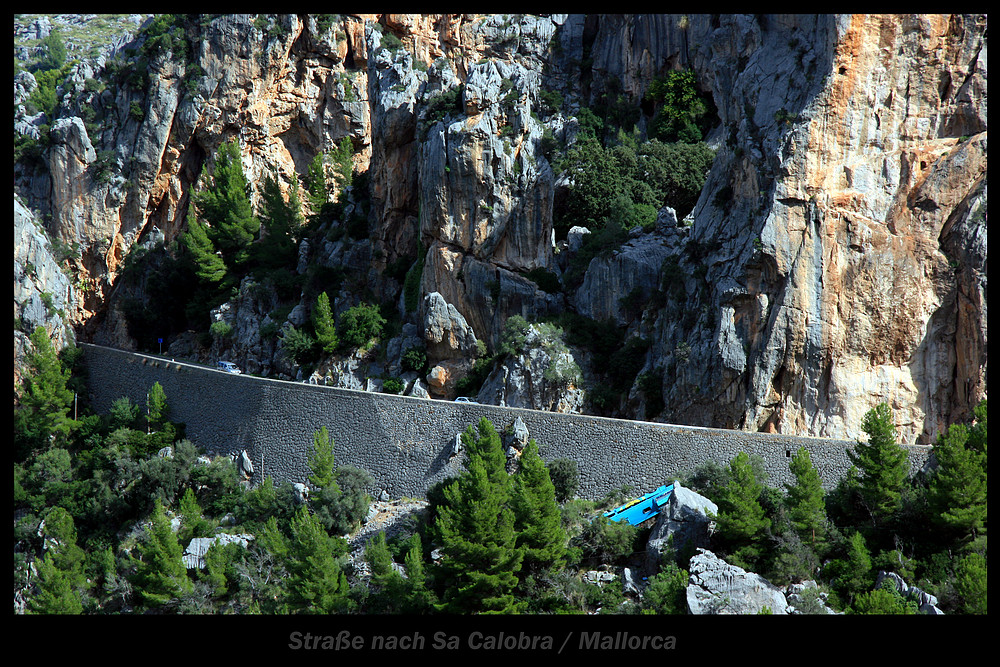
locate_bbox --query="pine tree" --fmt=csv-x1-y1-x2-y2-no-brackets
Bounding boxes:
178,487,211,542
954,551,987,614
253,172,301,272
133,499,193,607
308,426,337,491
849,403,909,528
146,381,168,432
285,506,352,613
401,534,436,612
827,530,872,604
30,552,84,614
714,451,771,569
16,327,76,458
928,401,987,539
511,439,567,574
363,531,406,613
194,140,260,271
785,447,827,548
181,204,226,284
304,151,327,212
435,418,524,613
28,507,88,614
312,292,339,354
331,137,354,195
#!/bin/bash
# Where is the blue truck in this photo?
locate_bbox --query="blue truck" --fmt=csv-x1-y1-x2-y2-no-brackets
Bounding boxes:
602,483,675,526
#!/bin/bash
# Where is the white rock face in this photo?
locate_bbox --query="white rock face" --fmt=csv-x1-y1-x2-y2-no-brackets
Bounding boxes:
646,483,717,569
686,549,789,615
421,292,479,361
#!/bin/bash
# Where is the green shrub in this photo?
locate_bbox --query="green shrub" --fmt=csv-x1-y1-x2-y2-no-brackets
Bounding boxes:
538,89,563,116
642,562,689,614
380,31,404,53
209,321,232,338
645,68,711,143
401,346,427,374
420,86,463,137
382,377,405,394
576,516,640,565
314,14,338,35
498,315,531,357
339,303,385,349
310,466,373,535
548,458,580,503
91,150,116,184
279,325,318,365
37,30,67,72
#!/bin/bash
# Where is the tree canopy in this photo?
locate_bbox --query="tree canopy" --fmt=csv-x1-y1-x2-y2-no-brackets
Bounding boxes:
849,403,909,527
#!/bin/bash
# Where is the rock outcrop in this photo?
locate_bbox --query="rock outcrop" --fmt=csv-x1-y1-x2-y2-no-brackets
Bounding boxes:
686,548,789,615
875,570,945,615
652,13,989,443
476,322,585,413
645,483,717,570
13,196,77,386
182,533,254,570
14,14,987,444
421,291,479,361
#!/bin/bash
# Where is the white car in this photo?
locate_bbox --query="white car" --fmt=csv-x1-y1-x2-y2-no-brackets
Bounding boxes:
454,396,478,404
217,361,242,374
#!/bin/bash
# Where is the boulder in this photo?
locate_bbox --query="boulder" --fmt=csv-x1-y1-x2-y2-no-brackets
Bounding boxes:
686,549,789,615
566,225,591,253
421,292,479,361
573,233,673,326
293,482,309,504
182,533,254,569
425,358,474,398
646,482,717,570
235,450,254,479
503,416,530,450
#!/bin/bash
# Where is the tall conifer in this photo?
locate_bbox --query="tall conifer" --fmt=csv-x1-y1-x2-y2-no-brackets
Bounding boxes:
714,451,770,569
313,292,338,354
28,507,88,614
181,204,226,284
928,401,987,539
194,140,260,271
16,327,75,455
133,499,193,607
785,447,827,548
512,439,567,573
285,506,351,613
849,403,908,528
436,418,523,613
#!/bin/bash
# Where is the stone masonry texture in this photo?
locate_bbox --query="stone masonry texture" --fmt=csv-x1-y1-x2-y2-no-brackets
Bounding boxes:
81,344,932,500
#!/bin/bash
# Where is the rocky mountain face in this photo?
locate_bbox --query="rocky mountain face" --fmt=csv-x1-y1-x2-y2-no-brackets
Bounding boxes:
13,14,987,445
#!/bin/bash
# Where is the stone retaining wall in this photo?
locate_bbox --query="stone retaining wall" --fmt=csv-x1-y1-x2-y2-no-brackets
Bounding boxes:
81,344,933,499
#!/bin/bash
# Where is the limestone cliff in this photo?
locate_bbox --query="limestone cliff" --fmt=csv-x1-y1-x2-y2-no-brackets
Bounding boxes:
13,13,986,445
